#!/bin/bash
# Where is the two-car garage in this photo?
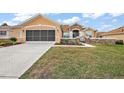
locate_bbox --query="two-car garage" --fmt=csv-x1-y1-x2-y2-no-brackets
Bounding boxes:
26,30,55,41
12,14,62,43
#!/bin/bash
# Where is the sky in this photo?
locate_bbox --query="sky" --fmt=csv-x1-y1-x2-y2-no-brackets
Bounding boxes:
0,13,124,32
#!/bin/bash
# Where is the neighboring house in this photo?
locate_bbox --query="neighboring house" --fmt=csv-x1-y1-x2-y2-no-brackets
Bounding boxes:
0,23,12,39
0,14,97,43
98,26,124,41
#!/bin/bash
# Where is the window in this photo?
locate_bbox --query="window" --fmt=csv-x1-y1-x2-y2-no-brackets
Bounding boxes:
19,31,22,38
0,31,6,36
86,31,93,38
63,32,69,38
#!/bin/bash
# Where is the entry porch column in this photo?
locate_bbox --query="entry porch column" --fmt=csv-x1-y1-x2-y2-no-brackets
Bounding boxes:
69,30,73,38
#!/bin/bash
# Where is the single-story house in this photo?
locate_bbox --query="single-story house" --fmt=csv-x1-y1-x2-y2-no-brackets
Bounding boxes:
0,14,97,43
98,26,124,41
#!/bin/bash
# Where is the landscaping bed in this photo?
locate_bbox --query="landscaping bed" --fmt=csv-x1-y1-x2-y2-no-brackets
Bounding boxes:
0,38,21,47
20,45,124,79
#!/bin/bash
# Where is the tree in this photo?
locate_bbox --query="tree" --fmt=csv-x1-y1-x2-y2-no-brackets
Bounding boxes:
1,23,8,26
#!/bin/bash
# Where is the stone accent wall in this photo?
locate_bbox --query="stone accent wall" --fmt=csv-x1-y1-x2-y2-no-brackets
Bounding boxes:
61,38,81,45
85,38,117,45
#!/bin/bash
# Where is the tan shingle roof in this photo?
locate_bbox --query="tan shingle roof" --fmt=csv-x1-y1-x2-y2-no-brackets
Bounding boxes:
17,13,60,26
101,26,124,36
109,26,124,33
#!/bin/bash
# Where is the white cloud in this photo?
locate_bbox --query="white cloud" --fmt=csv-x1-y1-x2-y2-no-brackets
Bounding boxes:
1,13,36,25
82,13,104,19
12,13,35,22
0,13,60,26
43,13,60,16
112,19,117,23
58,17,80,24
12,13,60,22
84,20,89,23
99,24,113,31
82,13,123,20
109,13,123,17
2,20,17,26
102,24,112,28
57,19,62,23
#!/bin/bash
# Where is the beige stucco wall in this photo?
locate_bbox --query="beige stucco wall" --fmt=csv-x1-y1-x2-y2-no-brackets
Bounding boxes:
10,16,62,43
102,34,124,41
10,28,25,42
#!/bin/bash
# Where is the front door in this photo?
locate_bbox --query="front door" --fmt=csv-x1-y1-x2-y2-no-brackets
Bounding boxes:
73,30,79,38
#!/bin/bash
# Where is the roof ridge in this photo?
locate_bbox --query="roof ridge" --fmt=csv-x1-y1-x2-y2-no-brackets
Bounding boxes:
16,13,60,26
109,26,124,32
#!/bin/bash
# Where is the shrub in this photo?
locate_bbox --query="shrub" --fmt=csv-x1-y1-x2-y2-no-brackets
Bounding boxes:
10,37,17,42
0,39,13,46
55,43,61,45
0,42,6,46
115,40,123,45
63,39,68,45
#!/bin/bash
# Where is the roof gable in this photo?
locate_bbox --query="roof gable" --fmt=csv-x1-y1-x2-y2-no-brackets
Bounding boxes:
17,14,60,27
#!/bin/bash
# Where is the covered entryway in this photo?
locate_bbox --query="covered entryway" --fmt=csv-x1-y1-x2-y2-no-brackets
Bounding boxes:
73,30,79,38
26,30,55,41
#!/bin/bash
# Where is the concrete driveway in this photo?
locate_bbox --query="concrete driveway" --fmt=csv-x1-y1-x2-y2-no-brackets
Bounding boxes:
0,42,54,79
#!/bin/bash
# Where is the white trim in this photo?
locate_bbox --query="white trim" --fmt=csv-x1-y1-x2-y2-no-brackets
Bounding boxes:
72,28,80,31
69,30,73,38
24,24,56,29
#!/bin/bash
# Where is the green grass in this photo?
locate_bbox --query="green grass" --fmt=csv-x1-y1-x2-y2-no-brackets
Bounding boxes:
20,45,124,79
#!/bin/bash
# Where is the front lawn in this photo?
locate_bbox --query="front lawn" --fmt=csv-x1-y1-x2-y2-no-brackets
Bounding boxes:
20,45,124,79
